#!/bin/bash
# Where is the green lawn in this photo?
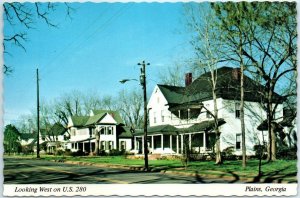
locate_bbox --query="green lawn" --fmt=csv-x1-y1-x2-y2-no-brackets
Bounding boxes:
5,154,297,182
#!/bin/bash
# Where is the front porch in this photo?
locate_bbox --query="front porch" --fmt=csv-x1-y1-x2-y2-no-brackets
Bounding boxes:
133,119,225,155
134,132,215,155
71,138,95,154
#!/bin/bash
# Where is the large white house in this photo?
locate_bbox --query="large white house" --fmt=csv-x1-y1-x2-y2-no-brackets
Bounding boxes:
133,67,289,156
67,110,133,154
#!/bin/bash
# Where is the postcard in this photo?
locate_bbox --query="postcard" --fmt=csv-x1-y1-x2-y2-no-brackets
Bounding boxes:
2,0,298,196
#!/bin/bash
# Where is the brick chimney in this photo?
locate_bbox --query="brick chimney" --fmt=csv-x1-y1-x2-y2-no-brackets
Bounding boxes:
185,73,192,86
232,68,241,80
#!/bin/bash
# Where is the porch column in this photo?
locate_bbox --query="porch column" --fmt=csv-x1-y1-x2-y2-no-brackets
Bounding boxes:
181,135,183,154
170,135,172,151
203,132,206,152
76,142,79,150
189,134,192,150
83,142,85,152
151,136,154,151
142,136,144,154
134,137,137,150
176,135,179,154
89,141,92,153
161,135,164,150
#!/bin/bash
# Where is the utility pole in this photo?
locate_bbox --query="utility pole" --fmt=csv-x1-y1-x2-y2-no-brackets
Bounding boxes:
36,68,40,158
138,60,150,171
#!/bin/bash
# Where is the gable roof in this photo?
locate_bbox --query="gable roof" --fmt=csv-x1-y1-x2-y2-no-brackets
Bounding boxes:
85,113,106,126
91,110,123,124
70,116,90,127
157,85,186,104
69,110,124,128
157,66,284,106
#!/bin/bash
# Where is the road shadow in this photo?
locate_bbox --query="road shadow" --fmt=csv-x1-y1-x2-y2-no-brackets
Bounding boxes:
249,166,297,183
194,170,240,183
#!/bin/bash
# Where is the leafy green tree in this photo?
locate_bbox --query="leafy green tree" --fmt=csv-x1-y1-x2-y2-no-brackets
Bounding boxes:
4,124,21,155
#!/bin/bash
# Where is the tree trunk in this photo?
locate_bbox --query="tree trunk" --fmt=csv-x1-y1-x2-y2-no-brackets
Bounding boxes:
267,93,276,161
212,72,222,165
271,123,277,161
239,30,246,168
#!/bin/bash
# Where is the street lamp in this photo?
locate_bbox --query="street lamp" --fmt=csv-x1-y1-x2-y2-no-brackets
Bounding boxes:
120,60,150,171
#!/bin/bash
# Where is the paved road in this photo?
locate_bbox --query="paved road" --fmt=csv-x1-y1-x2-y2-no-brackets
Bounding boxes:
4,158,230,184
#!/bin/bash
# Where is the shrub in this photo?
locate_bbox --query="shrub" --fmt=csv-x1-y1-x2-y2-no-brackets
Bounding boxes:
221,146,238,160
71,150,85,157
98,150,107,156
277,145,297,160
55,150,64,156
109,149,124,156
64,149,72,156
253,145,267,160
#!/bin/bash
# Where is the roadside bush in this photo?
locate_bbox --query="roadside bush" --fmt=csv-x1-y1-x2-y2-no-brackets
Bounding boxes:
55,150,64,156
99,150,107,156
109,149,124,156
221,146,238,160
253,145,267,160
71,150,85,157
277,145,297,160
64,149,72,156
189,153,208,161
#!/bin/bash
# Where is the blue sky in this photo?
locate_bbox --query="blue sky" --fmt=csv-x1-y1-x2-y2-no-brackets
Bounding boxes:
3,2,196,124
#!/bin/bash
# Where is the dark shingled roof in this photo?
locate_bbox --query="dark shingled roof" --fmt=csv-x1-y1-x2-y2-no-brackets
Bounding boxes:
134,125,179,136
158,66,284,107
134,119,226,136
117,126,133,138
185,119,226,132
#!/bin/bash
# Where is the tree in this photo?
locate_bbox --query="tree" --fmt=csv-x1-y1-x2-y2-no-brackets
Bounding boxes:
158,63,186,86
4,124,21,155
117,89,144,129
3,2,73,74
54,91,84,126
184,3,223,164
212,2,297,162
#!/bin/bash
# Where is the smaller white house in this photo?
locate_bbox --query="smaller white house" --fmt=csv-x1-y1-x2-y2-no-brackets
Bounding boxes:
67,110,133,154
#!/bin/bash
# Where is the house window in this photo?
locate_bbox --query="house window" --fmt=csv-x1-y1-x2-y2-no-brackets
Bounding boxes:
157,97,160,104
161,110,165,122
235,102,240,118
120,141,126,150
154,112,157,123
107,127,113,135
236,134,241,150
100,128,105,135
100,141,105,150
206,104,212,118
108,141,114,150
